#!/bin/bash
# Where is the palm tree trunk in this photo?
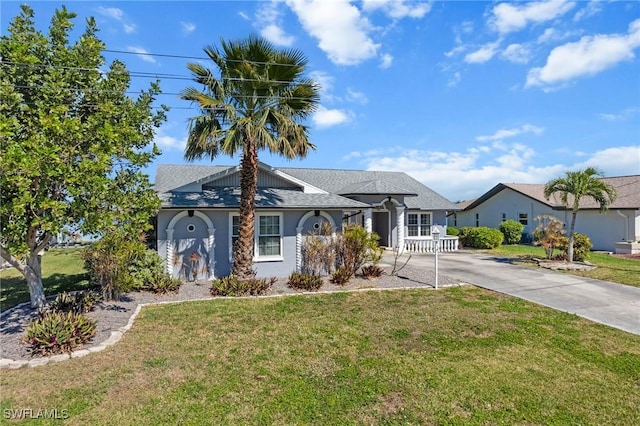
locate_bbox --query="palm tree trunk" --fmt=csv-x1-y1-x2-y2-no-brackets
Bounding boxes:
232,138,258,279
567,211,577,263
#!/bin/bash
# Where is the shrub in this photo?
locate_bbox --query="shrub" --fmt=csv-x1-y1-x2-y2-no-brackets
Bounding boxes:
333,225,383,281
130,249,183,294
446,227,459,236
49,291,100,314
287,272,323,291
361,264,384,279
210,275,275,297
459,227,504,249
533,215,566,259
330,267,352,285
24,311,97,356
302,223,335,276
499,220,525,245
558,233,592,262
83,231,147,300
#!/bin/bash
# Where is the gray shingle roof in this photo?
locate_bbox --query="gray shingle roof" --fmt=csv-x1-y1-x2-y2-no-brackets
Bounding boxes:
155,164,458,211
161,187,369,209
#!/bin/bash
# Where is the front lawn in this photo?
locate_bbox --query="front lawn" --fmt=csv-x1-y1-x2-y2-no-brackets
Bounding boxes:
1,288,638,424
0,248,90,311
489,244,640,288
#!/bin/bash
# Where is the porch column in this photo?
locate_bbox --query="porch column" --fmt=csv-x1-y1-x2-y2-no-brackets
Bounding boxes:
364,208,373,233
396,205,405,253
296,226,303,272
207,227,216,280
165,229,174,275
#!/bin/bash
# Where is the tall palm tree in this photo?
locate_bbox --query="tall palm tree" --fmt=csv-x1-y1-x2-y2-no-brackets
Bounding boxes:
544,167,616,262
181,35,320,279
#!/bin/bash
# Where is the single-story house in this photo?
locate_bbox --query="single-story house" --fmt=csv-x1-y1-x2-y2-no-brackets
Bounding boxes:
153,162,459,280
452,175,640,251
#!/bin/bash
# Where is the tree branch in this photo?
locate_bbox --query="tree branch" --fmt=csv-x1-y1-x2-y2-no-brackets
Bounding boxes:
0,245,26,275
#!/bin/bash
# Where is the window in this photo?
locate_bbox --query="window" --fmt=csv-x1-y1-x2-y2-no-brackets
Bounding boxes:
407,213,431,237
519,213,528,226
258,215,281,257
453,213,457,227
475,213,479,227
229,213,282,261
501,213,506,222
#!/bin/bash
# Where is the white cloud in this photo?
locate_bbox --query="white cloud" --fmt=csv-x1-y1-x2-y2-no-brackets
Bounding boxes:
256,2,295,47
181,21,196,35
309,70,336,101
97,7,124,20
447,72,461,87
154,130,186,151
286,0,380,65
597,107,639,121
238,11,250,20
97,6,136,34
476,124,544,142
346,88,368,104
465,41,501,64
573,0,602,22
537,27,581,43
379,53,393,68
353,144,637,202
362,0,431,19
490,0,576,34
574,146,640,176
445,45,465,58
126,46,156,64
526,19,640,89
501,43,532,64
312,106,353,128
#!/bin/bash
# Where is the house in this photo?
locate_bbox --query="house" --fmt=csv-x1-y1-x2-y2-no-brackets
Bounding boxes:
153,163,459,280
453,175,640,251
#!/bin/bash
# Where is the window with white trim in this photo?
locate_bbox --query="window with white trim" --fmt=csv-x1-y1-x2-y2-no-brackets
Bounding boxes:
229,213,282,261
407,213,431,237
519,213,528,226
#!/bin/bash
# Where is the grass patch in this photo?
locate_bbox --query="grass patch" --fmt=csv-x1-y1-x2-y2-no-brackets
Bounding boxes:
1,288,638,424
0,248,90,311
489,245,640,288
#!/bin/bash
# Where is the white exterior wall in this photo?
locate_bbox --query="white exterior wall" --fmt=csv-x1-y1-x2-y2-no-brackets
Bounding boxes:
456,188,640,251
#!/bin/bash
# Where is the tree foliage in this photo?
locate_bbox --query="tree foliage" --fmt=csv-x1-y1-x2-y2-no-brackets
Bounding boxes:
0,5,166,308
544,167,616,262
181,35,320,279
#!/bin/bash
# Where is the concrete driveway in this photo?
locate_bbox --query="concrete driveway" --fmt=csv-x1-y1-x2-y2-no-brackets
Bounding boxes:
388,250,640,335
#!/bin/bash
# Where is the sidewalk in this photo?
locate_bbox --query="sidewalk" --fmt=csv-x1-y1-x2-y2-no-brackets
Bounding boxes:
386,250,640,335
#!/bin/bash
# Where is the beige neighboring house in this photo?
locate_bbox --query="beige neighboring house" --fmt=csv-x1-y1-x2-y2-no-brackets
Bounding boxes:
452,175,640,251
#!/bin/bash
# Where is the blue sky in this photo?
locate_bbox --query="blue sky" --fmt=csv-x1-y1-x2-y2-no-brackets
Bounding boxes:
2,1,639,201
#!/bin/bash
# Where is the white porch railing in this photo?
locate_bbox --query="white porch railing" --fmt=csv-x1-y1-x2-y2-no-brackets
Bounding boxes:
403,236,459,253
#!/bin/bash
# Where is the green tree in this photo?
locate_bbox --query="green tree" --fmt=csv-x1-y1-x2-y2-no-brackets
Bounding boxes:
0,5,166,309
544,167,616,262
181,35,320,279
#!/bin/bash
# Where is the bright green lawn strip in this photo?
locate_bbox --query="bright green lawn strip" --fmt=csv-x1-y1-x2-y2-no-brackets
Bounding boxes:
488,245,640,288
1,288,638,425
0,248,90,311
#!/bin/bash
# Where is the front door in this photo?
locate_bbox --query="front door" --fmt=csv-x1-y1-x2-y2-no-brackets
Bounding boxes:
372,211,390,247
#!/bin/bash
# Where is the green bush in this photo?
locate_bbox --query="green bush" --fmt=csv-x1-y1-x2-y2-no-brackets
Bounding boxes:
446,227,459,236
130,249,183,294
287,272,323,291
83,231,147,300
48,290,100,314
459,227,504,249
330,267,352,285
24,311,97,356
333,224,383,281
558,233,593,262
210,275,275,297
499,220,525,245
361,264,384,279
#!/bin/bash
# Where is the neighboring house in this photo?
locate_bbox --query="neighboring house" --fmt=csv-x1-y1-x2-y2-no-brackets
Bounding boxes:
153,162,459,280
453,175,640,251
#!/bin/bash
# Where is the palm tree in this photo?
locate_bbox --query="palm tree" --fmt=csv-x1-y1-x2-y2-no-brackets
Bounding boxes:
544,167,616,262
181,35,320,279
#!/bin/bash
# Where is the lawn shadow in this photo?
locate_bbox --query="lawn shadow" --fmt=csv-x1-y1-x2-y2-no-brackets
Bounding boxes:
0,273,91,312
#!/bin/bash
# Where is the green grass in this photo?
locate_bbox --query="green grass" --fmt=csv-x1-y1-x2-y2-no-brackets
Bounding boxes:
489,244,640,288
0,248,90,311
1,288,639,424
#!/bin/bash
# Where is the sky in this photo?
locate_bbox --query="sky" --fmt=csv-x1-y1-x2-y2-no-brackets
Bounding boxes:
2,0,639,202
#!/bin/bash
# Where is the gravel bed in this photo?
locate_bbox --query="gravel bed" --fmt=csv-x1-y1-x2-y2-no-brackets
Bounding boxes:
0,261,461,362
